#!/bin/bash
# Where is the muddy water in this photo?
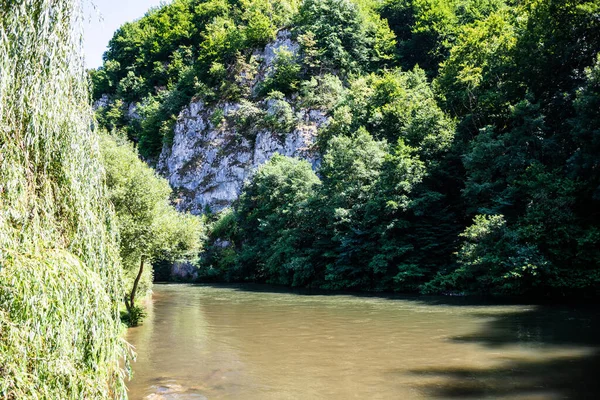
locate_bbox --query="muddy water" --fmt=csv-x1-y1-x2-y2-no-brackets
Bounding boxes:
125,284,600,399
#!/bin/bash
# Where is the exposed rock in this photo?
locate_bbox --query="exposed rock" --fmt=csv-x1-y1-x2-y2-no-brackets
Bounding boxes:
157,31,328,214
252,29,299,92
144,383,208,400
92,95,140,122
93,94,110,110
170,261,199,281
158,99,324,214
213,239,231,248
128,102,140,120
263,29,299,67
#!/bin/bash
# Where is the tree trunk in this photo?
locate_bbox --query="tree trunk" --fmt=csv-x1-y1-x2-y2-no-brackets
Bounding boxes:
128,255,145,312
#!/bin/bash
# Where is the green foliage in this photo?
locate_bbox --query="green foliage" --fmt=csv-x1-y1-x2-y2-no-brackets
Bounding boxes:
299,73,345,109
96,0,600,297
570,54,600,191
234,155,321,285
0,252,130,398
242,0,293,47
93,0,300,159
199,208,240,281
379,0,505,75
135,66,205,159
96,98,129,133
117,71,147,103
435,8,517,123
263,91,297,133
210,208,239,240
230,100,266,136
295,0,396,76
425,215,551,295
259,48,301,95
326,67,455,157
121,304,147,327
0,1,128,397
210,108,225,127
316,129,389,289
100,134,204,323
199,16,245,71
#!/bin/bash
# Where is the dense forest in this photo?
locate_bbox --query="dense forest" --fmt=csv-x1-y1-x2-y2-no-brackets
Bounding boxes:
93,0,600,297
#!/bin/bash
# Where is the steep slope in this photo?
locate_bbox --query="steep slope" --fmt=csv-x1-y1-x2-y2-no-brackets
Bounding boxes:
157,30,325,212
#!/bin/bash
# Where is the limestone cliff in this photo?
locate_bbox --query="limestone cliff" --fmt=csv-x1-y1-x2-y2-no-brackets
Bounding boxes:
157,30,327,214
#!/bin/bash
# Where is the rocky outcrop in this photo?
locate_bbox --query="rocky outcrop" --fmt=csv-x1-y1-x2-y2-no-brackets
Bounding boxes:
157,31,327,214
157,100,324,213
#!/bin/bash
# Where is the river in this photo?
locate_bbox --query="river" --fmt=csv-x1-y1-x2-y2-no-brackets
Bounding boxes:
125,284,600,399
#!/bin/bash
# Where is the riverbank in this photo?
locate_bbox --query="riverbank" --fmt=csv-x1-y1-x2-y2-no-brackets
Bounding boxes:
154,279,600,306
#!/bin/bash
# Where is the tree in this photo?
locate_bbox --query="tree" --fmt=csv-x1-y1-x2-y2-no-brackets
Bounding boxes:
1,1,128,397
259,48,301,96
570,54,600,203
379,0,506,75
294,0,395,76
425,214,552,295
91,0,600,298
100,134,204,324
235,154,321,285
315,129,387,289
325,67,455,158
435,8,518,125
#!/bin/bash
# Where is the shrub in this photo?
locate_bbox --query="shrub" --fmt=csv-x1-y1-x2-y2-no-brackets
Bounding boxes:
299,73,345,110
259,48,301,95
263,91,297,133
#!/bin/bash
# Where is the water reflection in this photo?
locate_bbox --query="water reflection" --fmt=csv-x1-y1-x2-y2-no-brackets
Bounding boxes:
126,284,600,399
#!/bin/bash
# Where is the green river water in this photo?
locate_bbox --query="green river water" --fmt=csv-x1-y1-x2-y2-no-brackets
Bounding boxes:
125,284,600,399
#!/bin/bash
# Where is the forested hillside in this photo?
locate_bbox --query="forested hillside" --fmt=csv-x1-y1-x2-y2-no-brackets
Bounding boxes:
93,0,600,297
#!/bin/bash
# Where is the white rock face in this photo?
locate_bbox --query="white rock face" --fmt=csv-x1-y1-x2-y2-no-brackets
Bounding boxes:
158,100,324,214
93,94,110,110
263,30,299,66
157,30,327,214
128,103,140,120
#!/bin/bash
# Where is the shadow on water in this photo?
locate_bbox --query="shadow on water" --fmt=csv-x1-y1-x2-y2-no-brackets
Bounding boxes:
187,282,545,306
177,283,600,399
410,306,600,399
193,283,600,399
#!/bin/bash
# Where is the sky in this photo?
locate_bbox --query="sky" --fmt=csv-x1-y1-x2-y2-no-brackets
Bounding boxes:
83,0,172,69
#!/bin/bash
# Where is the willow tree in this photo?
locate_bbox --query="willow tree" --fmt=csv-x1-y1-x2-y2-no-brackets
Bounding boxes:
0,1,128,398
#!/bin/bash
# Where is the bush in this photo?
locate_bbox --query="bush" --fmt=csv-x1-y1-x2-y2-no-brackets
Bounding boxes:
259,48,301,96
299,73,345,110
424,215,552,295
230,100,266,136
263,91,297,133
121,304,147,327
294,0,395,75
101,134,204,324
